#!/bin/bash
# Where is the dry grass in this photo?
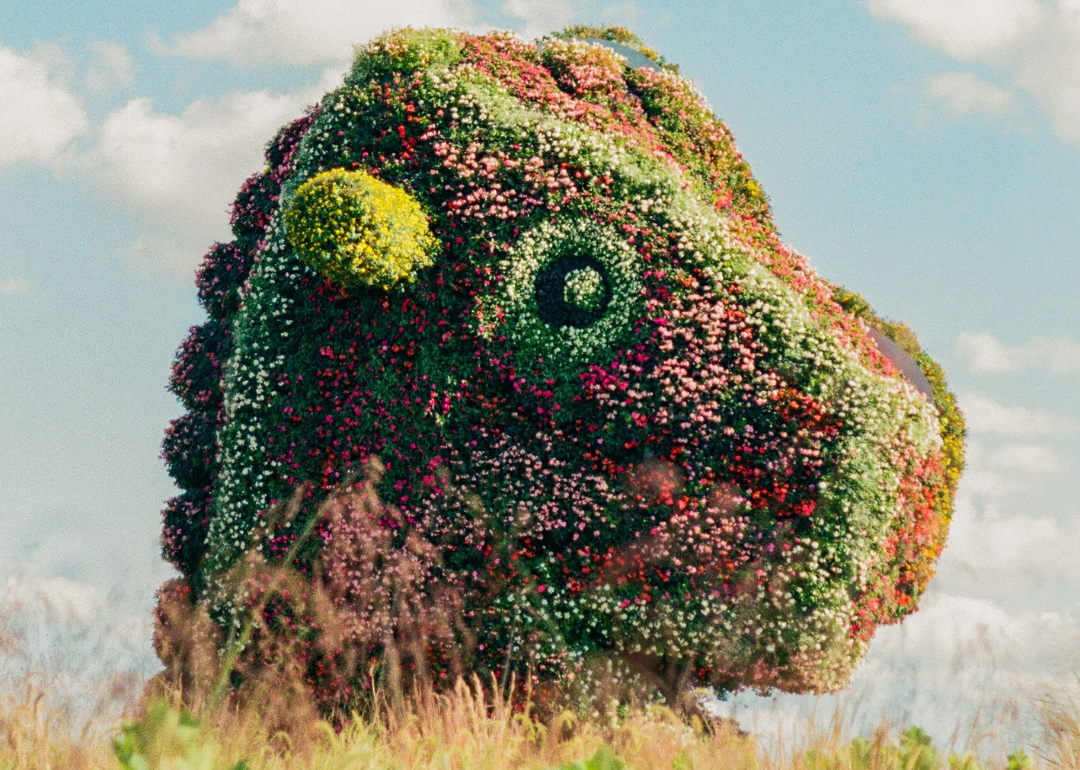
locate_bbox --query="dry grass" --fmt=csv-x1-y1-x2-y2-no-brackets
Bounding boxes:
1,670,1074,770
3,674,758,770
2,470,1073,770
0,677,120,770
1037,685,1080,770
2,577,1074,770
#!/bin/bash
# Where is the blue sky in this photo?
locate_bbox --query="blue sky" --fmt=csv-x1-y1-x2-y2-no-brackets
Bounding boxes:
1,0,1079,745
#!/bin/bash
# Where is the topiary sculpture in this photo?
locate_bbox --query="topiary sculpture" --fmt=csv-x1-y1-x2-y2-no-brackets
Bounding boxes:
158,26,965,711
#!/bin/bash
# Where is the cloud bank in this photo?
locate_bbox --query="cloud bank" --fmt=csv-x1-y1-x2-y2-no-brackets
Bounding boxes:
0,40,327,275
960,390,1080,437
162,0,479,65
84,75,337,275
955,331,1080,373
0,45,89,168
870,0,1080,143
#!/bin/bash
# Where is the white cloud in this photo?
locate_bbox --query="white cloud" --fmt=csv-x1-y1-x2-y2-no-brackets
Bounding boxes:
82,72,338,275
868,0,1047,60
937,433,1078,591
0,277,29,296
960,438,1067,499
500,0,641,40
927,71,1017,117
956,331,1017,372
987,442,1066,473
598,1,640,28
1013,2,1080,142
24,42,76,84
0,576,157,726
0,45,88,167
0,575,108,625
959,391,1080,436
955,331,1080,373
162,0,478,66
722,592,1080,746
945,503,1080,583
85,41,135,95
870,593,1076,677
869,0,1080,144
502,0,578,38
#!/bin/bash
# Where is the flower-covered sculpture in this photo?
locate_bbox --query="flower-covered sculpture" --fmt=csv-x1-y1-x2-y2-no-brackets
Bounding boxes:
159,26,965,708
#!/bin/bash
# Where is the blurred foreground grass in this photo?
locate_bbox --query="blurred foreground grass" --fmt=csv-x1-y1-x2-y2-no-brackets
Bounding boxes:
2,478,1076,770
2,673,1077,770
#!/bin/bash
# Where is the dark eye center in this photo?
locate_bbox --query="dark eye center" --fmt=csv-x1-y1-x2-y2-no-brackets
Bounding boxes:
534,255,612,328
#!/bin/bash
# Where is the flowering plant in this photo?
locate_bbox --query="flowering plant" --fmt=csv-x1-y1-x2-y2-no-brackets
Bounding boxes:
284,168,437,290
160,25,964,710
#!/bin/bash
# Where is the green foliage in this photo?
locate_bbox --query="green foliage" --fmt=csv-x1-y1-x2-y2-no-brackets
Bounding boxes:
1006,750,1033,770
847,735,876,770
350,26,465,82
554,746,627,770
948,752,986,770
900,727,939,770
806,726,948,770
564,267,607,312
831,282,967,503
113,700,247,770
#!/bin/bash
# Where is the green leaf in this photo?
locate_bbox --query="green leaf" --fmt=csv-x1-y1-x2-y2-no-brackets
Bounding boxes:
672,750,692,770
585,746,627,770
901,726,939,770
1006,751,1033,770
111,698,244,770
555,746,626,770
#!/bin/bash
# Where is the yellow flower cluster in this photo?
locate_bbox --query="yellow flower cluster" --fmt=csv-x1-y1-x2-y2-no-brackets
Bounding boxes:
284,168,437,291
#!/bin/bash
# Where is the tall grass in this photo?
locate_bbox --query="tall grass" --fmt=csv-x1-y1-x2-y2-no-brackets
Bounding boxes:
2,464,1075,770
0,674,136,770
1038,685,1080,770
1,667,1075,770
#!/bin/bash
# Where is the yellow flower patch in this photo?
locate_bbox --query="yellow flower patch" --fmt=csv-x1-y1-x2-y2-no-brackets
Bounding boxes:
284,168,437,291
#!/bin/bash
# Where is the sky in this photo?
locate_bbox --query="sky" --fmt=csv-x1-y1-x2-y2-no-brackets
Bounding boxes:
1,0,1079,748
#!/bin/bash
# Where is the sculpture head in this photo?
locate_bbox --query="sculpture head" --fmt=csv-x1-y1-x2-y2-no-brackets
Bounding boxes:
162,27,965,705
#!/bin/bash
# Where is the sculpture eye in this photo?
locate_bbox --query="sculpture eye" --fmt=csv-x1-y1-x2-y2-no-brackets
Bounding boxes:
535,255,612,328
486,218,642,366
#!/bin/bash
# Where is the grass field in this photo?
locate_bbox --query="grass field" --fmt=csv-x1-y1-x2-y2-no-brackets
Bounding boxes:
1,486,1073,770
1,668,1077,770
2,539,1077,770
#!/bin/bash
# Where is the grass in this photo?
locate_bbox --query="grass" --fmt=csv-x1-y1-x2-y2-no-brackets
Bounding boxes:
2,477,1075,770
1,669,1077,770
